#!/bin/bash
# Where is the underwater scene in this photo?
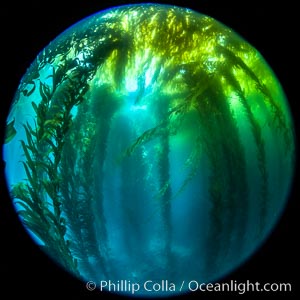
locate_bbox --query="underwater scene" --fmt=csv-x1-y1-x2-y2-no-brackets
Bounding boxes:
3,4,295,298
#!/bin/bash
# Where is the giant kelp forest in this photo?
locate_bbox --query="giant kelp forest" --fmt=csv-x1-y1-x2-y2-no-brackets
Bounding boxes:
4,4,295,292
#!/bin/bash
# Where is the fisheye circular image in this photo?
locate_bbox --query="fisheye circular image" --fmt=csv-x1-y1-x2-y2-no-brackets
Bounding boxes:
3,3,295,297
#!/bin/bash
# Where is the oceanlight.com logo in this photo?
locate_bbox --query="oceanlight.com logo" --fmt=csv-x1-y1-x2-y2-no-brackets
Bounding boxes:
187,280,292,294
85,279,292,295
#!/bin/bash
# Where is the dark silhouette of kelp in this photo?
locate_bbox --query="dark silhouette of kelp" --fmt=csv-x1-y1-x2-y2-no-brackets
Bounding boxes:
4,118,17,143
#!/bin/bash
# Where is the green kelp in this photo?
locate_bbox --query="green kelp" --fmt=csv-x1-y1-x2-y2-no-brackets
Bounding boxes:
3,4,295,297
4,118,17,144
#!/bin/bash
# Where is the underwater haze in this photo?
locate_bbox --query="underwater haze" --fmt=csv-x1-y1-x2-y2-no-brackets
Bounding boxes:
3,3,295,298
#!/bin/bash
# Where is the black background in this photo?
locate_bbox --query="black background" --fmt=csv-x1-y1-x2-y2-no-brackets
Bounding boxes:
0,0,298,298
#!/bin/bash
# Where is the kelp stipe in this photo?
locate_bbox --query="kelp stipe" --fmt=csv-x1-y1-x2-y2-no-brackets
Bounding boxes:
11,84,79,275
3,4,295,297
